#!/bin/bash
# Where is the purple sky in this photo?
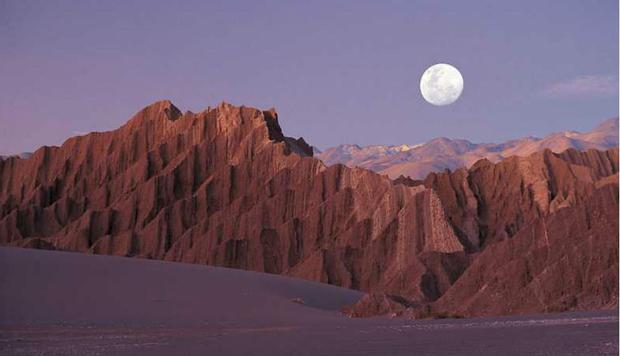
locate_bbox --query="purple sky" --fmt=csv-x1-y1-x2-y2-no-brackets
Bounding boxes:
1,0,618,153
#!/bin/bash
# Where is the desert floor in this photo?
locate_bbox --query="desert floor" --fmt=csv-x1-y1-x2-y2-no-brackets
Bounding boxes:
1,247,617,356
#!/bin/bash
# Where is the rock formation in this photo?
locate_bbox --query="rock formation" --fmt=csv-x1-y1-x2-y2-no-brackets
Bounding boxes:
430,181,618,316
349,148,619,317
1,100,617,317
0,101,466,304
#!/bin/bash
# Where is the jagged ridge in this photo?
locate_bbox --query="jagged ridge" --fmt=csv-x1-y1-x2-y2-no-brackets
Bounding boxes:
0,101,465,304
0,100,617,317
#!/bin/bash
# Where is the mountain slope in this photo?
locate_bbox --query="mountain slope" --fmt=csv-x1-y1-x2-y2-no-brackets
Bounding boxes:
430,181,618,316
347,148,619,317
318,118,619,179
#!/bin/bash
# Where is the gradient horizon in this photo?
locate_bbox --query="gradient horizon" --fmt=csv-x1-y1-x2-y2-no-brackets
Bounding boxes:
1,0,618,154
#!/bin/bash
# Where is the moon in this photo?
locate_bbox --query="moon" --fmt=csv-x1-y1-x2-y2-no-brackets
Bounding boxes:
420,63,464,106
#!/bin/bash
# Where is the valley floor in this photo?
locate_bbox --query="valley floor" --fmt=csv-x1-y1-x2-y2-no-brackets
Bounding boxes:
0,247,617,356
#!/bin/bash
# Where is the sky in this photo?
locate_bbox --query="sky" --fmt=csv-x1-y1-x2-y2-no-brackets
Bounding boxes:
0,0,618,153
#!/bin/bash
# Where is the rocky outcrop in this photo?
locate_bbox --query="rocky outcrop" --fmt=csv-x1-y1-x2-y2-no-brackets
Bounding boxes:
0,101,465,304
417,148,618,249
348,158,619,317
383,148,618,316
429,181,619,316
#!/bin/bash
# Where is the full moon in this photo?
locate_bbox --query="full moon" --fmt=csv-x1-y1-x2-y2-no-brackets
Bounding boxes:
420,63,464,106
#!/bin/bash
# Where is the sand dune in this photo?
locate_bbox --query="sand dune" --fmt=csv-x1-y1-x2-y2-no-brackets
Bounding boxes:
0,247,361,327
1,247,617,355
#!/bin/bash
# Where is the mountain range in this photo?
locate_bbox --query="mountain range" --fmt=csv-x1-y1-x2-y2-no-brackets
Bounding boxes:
0,101,617,318
317,118,619,179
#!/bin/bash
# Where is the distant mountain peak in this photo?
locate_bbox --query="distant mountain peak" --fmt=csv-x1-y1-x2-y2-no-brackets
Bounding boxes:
593,117,619,131
317,117,619,179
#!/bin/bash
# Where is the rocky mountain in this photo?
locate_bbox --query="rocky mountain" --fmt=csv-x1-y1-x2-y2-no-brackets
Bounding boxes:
0,101,617,318
318,118,619,179
386,148,618,317
0,101,467,305
430,181,618,316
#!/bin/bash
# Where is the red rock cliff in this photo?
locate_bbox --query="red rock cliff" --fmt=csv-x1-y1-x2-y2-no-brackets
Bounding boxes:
0,101,466,304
